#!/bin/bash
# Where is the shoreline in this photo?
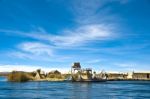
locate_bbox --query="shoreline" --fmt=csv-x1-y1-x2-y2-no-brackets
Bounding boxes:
31,78,150,82
1,76,150,82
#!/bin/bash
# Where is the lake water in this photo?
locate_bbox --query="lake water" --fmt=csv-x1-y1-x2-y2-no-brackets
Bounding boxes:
0,77,150,99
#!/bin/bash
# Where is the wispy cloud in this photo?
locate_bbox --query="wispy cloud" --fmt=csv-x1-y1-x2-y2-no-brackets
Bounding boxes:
9,41,72,62
0,23,119,62
71,0,105,24
18,42,53,56
52,24,115,46
0,0,121,48
0,0,127,64
0,24,116,47
70,0,129,24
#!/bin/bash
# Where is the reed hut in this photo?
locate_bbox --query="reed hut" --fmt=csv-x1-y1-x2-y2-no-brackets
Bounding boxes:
35,69,46,79
47,70,62,79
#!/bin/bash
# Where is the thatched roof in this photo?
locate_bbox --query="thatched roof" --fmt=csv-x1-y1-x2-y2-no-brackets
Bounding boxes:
48,70,61,74
72,62,81,68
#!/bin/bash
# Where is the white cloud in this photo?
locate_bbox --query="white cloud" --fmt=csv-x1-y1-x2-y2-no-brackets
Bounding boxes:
18,42,53,56
0,0,121,63
0,64,69,73
9,41,73,62
10,51,52,61
0,0,119,48
10,52,34,59
52,24,114,46
6,42,54,61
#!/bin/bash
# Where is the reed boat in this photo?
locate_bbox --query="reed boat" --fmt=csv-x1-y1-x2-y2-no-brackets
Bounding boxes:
69,62,107,82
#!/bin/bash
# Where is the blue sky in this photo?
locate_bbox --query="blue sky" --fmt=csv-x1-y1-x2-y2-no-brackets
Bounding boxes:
0,0,150,72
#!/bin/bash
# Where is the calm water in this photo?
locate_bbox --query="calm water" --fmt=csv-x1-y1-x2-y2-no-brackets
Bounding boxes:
0,77,150,99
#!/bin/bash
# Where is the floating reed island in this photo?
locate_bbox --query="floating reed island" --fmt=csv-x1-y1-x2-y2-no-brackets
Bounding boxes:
6,62,150,82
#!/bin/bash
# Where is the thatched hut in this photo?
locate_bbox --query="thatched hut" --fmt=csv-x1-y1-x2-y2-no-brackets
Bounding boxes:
7,71,32,82
47,70,62,79
35,69,46,79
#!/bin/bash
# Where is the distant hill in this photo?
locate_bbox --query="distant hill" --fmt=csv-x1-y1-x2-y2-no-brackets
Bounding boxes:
0,72,10,76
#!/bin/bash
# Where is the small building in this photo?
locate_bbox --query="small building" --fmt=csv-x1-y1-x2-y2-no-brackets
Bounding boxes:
132,72,150,80
127,72,133,79
71,62,93,81
126,72,150,80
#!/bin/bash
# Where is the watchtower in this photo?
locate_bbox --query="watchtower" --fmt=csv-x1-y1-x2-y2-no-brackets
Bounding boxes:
71,62,82,80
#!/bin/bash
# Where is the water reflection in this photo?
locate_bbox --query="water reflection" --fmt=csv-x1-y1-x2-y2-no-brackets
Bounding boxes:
0,81,150,99
71,82,92,99
0,76,7,81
